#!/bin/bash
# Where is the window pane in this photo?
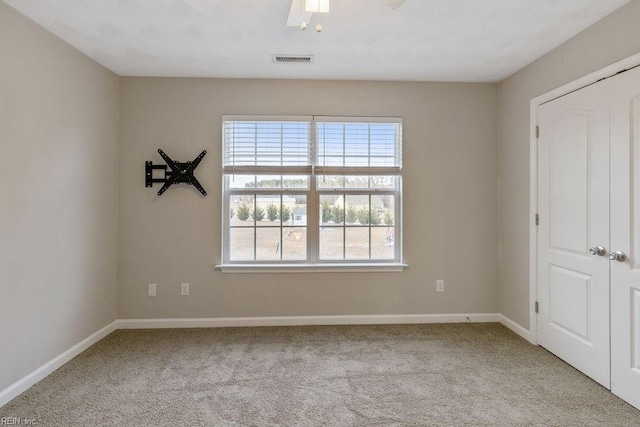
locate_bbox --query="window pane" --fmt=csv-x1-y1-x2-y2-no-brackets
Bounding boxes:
230,195,255,226
371,195,388,225
345,227,369,260
227,174,256,189
320,226,344,260
256,228,280,260
380,196,395,226
371,227,394,260
283,227,307,260
288,195,307,227
317,175,344,189
230,175,310,190
229,228,254,261
345,195,370,225
344,176,369,189
320,195,341,225
257,194,281,225
369,176,398,189
255,176,282,189
283,176,309,189
253,176,308,189
317,176,398,190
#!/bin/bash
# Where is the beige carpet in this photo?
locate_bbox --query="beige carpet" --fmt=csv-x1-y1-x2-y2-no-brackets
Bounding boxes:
1,323,639,426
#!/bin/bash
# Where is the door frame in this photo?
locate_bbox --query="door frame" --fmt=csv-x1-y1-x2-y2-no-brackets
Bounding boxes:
528,52,640,345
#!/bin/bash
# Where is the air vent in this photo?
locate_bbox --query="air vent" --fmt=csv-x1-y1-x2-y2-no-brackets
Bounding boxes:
272,54,314,64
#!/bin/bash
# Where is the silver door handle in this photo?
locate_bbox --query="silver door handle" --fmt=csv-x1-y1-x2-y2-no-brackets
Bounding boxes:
609,251,627,262
589,246,607,256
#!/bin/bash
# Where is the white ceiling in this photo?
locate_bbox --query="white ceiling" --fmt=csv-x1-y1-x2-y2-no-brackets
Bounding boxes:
3,0,631,82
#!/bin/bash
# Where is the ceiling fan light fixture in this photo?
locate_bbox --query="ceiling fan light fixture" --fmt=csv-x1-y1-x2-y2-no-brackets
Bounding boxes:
305,0,330,13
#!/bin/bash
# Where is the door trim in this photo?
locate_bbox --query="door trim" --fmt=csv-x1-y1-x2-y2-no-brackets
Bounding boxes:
529,51,640,346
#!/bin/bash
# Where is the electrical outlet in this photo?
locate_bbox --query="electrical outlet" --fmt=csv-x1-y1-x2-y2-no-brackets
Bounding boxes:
148,283,157,297
436,280,445,293
181,283,190,296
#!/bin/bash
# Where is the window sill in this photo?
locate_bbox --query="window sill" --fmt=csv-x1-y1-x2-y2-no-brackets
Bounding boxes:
214,263,408,274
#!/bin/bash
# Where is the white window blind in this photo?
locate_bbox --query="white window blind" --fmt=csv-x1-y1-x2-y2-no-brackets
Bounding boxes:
315,119,402,176
223,120,312,175
223,117,402,176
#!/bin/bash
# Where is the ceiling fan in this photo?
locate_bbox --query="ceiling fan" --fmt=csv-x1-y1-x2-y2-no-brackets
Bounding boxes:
287,0,409,29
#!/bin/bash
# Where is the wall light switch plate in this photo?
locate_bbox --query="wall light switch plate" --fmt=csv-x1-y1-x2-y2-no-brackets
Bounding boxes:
181,283,190,296
436,280,445,293
148,283,157,297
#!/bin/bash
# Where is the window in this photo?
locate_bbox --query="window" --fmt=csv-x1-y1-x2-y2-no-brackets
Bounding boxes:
221,116,403,270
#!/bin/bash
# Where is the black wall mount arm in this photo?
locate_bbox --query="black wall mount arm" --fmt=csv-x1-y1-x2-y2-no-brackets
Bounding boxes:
145,149,207,196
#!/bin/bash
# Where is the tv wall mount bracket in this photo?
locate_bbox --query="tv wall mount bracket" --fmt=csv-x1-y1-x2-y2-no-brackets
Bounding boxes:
145,149,207,196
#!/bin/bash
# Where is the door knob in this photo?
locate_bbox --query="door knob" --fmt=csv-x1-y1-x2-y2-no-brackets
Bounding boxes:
589,246,607,256
609,251,627,262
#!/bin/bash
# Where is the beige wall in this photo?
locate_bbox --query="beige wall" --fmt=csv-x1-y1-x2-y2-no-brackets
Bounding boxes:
498,0,640,328
118,78,499,319
0,3,119,392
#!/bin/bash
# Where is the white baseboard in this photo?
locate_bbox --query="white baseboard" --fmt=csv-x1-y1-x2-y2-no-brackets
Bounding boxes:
498,314,532,342
117,313,501,329
0,320,118,408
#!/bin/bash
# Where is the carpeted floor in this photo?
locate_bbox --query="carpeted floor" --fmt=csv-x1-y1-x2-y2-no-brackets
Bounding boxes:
1,323,639,426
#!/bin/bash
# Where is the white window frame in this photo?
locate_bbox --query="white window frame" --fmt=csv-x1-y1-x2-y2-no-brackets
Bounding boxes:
216,115,407,273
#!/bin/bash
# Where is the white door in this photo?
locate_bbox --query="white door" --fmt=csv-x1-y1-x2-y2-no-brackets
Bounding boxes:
610,65,640,410
537,81,611,388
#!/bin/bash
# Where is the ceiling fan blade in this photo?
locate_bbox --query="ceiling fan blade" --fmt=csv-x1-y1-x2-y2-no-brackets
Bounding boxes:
381,0,408,9
287,0,313,27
